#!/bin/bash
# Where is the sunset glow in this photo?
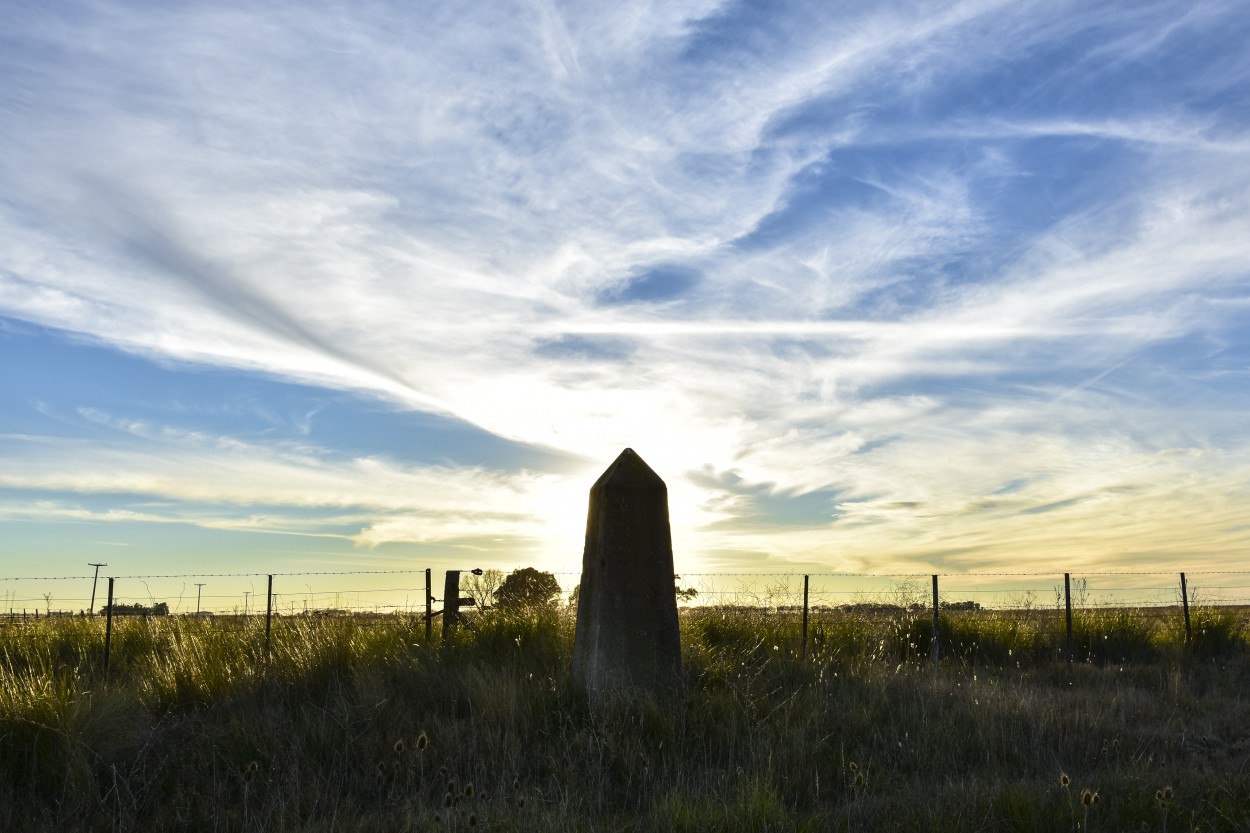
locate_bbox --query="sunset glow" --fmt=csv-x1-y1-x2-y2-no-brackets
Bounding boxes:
2,0,1249,588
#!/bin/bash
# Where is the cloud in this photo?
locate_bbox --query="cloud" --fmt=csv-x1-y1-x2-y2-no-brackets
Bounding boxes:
2,0,1249,575
0,416,572,550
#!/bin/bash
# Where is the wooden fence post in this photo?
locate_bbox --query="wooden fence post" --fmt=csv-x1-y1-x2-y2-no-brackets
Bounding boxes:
442,570,461,646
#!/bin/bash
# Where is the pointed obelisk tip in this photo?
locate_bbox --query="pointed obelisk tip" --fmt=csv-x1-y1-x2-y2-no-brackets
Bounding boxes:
594,447,664,491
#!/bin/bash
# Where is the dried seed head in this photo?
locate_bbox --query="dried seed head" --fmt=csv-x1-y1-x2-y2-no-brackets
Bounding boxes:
417,731,429,751
464,782,475,797
517,796,525,808
244,761,259,783
848,762,858,773
854,773,866,789
447,780,457,794
1163,786,1173,801
468,814,478,827
1081,789,1093,806
512,776,520,791
1060,773,1070,788
1092,791,1100,805
393,739,405,755
444,793,454,808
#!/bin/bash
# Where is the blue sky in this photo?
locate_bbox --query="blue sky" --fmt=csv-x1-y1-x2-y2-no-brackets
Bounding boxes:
2,0,1250,592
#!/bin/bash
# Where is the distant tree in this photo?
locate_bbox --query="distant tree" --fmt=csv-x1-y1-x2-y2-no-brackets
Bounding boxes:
463,568,504,609
494,568,562,611
98,601,169,616
567,574,698,608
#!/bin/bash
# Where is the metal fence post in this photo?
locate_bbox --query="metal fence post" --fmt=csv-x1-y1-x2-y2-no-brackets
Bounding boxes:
425,568,433,641
103,577,115,675
1180,572,1192,648
1064,572,1073,662
931,574,940,669
801,574,810,661
265,574,274,664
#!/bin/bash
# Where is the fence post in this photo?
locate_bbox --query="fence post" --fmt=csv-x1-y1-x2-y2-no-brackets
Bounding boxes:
103,578,115,675
801,574,810,661
1180,572,1192,648
425,568,433,641
1064,572,1073,662
442,570,462,646
931,574,940,670
265,574,274,664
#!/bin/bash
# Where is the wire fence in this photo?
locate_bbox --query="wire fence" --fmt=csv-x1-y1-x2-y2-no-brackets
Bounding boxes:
2,567,1247,620
1,569,1249,615
3,568,1247,675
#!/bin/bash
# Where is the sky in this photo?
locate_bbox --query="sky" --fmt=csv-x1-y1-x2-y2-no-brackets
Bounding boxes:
2,0,1250,603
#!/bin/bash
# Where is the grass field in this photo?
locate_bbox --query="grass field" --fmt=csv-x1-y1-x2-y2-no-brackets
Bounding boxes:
1,605,1247,831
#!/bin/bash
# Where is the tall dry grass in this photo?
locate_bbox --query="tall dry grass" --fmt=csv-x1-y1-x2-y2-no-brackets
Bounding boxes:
0,605,1246,831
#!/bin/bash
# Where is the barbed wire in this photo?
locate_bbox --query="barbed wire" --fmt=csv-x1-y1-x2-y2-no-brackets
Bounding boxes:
4,568,1249,583
0,569,434,581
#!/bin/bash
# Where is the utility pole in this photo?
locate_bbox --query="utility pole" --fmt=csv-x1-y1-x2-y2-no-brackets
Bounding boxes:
88,563,107,617
243,591,250,617
195,583,205,615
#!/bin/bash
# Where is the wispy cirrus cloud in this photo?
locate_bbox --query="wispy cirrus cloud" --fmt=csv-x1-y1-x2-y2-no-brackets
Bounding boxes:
2,0,1248,575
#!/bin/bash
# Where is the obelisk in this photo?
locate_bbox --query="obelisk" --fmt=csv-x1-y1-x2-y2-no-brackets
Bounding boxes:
571,448,682,698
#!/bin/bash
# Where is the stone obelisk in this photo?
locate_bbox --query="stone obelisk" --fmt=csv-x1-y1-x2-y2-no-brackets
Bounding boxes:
571,448,682,698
